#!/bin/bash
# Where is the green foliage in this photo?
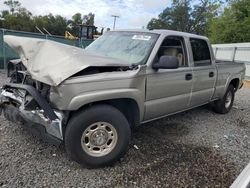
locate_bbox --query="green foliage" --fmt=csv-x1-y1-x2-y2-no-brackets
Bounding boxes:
0,1,95,36
147,0,221,35
2,0,249,43
2,5,33,31
67,13,83,36
208,0,250,43
4,0,21,14
83,13,95,25
68,12,95,36
33,14,68,36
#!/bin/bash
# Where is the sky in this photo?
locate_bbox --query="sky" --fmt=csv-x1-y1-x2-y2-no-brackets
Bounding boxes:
0,0,171,29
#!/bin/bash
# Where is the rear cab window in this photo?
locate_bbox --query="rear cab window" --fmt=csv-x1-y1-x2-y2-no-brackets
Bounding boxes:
190,38,211,66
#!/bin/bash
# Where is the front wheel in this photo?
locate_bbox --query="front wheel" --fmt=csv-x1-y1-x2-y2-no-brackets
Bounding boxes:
65,104,131,168
213,85,235,114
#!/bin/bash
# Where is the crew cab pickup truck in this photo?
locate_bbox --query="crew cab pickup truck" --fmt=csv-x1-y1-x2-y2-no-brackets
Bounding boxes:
0,30,246,168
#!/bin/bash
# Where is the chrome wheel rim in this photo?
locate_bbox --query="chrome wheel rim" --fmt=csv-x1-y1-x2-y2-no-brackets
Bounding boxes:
81,122,118,157
225,91,232,109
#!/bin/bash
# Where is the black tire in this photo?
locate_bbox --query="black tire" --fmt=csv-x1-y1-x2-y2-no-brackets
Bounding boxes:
65,104,131,168
213,85,235,114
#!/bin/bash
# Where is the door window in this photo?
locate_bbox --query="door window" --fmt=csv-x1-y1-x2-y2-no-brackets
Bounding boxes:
190,38,211,66
155,36,188,67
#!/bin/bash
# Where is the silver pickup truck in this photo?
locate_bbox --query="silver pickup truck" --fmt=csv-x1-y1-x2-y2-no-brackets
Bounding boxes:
0,30,246,168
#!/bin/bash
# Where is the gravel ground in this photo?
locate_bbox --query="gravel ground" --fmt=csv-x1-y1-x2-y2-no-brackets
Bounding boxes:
0,71,249,188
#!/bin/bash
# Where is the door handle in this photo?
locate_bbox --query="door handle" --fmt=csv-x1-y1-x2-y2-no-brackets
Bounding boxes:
185,73,192,80
209,72,214,77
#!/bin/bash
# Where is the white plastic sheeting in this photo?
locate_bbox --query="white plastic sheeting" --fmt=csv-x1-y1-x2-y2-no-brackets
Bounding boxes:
212,43,250,79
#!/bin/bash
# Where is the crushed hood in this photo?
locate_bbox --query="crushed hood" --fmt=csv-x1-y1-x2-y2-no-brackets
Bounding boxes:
4,35,129,86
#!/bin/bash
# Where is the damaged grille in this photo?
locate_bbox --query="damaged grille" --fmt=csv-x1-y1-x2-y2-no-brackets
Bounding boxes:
6,59,51,110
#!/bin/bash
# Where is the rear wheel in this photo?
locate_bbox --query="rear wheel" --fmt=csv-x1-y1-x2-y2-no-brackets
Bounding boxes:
65,104,131,168
213,85,235,114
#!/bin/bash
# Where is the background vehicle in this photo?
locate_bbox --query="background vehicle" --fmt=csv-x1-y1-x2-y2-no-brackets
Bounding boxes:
0,30,246,168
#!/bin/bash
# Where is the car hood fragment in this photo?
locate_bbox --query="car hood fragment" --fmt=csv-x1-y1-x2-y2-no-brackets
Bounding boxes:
4,35,130,86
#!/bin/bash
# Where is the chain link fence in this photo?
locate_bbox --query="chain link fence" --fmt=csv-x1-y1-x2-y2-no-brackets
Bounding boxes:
0,28,93,69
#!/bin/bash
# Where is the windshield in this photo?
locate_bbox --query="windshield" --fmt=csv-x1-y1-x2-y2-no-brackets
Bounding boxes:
85,31,159,65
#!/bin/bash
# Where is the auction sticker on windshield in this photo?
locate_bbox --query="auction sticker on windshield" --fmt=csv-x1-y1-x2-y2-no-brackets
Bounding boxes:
132,35,151,41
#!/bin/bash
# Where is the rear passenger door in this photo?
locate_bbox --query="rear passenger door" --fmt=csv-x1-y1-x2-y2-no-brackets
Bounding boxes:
189,38,217,107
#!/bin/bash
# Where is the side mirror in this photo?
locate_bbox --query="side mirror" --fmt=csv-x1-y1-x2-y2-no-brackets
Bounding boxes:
152,56,179,70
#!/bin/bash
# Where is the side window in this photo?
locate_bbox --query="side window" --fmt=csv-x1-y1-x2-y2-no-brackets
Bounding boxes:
156,36,187,67
190,38,211,66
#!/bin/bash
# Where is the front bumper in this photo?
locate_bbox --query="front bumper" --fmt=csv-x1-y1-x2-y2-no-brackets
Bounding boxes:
0,84,64,144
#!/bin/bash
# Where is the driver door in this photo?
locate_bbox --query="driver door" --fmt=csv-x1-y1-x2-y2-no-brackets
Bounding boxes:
144,36,193,121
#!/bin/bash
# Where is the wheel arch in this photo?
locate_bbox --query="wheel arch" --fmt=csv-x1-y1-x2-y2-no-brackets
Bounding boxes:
69,98,141,129
229,78,240,91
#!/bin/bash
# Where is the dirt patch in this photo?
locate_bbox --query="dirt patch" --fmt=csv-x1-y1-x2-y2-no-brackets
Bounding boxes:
244,80,250,88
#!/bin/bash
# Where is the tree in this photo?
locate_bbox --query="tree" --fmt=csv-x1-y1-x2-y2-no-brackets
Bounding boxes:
67,13,82,36
1,1,68,35
2,9,34,31
0,0,98,37
3,12,34,31
83,12,95,25
68,12,95,36
1,0,34,31
147,0,221,35
4,0,21,15
33,14,68,35
208,0,250,43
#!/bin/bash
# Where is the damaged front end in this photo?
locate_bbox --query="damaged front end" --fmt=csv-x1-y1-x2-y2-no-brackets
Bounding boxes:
0,60,64,144
1,35,142,144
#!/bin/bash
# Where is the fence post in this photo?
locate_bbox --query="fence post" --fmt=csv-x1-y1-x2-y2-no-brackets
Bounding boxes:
214,47,218,58
3,29,6,70
231,47,237,62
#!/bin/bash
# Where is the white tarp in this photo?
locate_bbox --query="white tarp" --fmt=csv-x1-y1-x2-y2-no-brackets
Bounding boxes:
4,35,128,86
212,43,250,79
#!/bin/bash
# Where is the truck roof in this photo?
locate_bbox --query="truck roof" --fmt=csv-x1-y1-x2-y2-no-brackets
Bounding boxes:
114,29,209,40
